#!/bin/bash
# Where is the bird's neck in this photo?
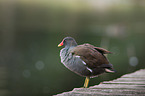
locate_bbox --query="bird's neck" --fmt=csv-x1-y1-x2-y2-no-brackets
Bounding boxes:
65,41,77,48
65,45,77,49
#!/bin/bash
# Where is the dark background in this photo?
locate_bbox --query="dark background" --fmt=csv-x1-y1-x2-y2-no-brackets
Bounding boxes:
0,0,145,96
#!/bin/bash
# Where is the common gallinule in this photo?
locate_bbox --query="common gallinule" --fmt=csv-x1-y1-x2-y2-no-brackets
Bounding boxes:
58,37,115,88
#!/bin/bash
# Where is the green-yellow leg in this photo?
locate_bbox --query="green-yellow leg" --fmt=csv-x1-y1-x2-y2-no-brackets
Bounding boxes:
83,77,90,88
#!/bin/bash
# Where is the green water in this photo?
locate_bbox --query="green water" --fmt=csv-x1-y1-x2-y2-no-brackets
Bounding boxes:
0,1,145,96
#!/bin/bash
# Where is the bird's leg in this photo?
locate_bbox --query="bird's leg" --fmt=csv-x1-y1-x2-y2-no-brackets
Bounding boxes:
83,77,90,88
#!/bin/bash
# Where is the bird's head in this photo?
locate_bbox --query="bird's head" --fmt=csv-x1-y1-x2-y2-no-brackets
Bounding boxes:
58,37,77,47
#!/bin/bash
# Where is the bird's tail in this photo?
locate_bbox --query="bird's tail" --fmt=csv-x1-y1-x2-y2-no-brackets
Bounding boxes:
100,63,116,73
105,68,116,73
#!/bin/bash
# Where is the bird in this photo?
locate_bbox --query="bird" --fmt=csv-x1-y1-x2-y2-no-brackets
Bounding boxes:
58,37,115,88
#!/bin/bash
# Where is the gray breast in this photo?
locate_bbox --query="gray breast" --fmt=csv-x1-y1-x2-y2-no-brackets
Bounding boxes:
60,48,91,76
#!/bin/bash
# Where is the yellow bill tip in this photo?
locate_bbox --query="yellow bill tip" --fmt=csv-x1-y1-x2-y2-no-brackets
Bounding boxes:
58,44,62,47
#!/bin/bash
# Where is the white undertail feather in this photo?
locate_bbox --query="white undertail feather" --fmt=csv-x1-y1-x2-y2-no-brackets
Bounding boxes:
105,68,115,73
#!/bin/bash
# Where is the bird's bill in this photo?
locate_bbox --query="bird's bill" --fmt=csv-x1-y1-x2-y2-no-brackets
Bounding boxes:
58,40,64,47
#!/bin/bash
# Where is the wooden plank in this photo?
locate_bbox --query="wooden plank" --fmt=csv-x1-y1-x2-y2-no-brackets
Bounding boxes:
56,69,145,96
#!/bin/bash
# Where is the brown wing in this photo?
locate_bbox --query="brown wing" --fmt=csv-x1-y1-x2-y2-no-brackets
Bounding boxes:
94,47,112,54
83,43,112,54
70,44,110,68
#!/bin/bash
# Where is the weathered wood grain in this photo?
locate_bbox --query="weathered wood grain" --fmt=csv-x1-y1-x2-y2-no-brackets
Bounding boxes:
56,69,145,96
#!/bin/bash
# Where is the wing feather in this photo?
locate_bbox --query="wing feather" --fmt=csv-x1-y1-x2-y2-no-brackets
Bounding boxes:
70,44,110,69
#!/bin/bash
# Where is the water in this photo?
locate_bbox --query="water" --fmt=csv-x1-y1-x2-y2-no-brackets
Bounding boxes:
0,1,145,96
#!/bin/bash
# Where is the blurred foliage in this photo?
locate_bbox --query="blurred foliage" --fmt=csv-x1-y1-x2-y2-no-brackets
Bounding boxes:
0,0,145,96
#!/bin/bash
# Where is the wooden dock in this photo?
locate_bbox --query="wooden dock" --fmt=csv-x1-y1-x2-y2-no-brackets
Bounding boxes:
56,69,145,96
